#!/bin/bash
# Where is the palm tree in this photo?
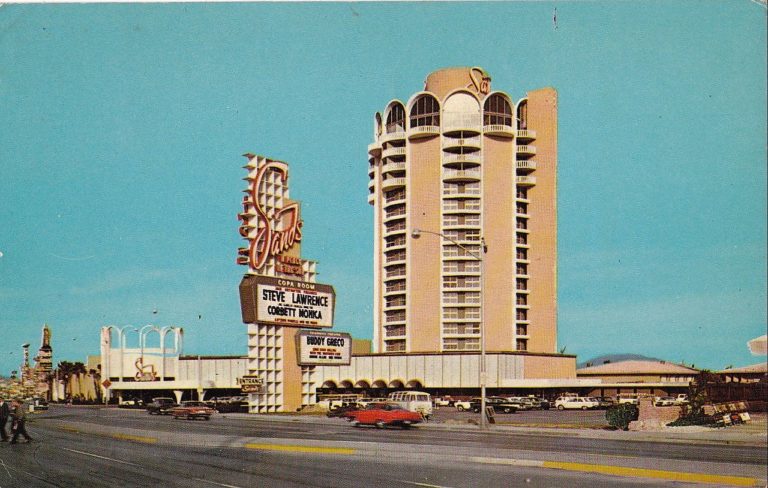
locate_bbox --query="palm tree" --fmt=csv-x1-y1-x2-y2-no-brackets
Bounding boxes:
55,361,87,400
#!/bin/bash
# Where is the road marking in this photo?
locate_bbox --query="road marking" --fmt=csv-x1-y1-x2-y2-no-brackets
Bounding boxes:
244,443,355,455
191,478,244,488
399,482,455,488
62,448,141,467
112,433,157,444
470,457,544,467
541,461,763,487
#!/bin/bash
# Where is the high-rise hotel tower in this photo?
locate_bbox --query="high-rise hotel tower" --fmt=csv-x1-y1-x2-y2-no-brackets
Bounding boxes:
367,67,557,355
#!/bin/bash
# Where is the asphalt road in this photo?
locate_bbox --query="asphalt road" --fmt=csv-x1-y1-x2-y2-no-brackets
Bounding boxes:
0,406,764,488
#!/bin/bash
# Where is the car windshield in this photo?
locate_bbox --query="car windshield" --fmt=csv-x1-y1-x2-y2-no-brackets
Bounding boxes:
182,401,205,407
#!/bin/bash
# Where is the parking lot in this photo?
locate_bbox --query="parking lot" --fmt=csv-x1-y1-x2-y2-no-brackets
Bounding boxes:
428,404,609,427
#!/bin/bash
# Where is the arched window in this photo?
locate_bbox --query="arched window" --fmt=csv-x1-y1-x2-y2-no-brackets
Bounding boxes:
484,94,513,126
385,103,406,133
374,113,383,138
517,100,528,130
409,95,440,128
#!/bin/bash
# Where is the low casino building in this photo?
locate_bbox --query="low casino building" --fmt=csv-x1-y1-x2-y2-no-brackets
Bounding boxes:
576,360,699,398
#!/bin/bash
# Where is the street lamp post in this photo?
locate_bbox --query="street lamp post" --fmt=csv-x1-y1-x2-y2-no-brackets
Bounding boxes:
411,228,488,429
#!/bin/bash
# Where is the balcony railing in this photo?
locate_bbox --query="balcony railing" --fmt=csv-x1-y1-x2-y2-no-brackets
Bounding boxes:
408,125,440,139
442,187,481,197
516,176,537,187
516,160,537,172
443,135,481,150
483,124,515,137
443,169,481,182
443,153,482,165
368,142,382,156
442,113,482,132
381,129,406,143
516,129,537,141
382,146,406,159
381,177,406,191
382,161,406,175
516,145,537,156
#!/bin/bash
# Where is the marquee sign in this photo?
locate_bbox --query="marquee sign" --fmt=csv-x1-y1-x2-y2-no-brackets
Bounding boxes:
239,275,335,328
237,157,303,273
296,331,351,366
238,375,264,394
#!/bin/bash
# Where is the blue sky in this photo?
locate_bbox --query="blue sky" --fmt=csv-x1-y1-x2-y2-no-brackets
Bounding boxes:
0,1,765,376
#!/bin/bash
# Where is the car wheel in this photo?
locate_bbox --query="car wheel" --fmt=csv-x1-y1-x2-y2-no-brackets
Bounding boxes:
457,405,465,412
375,420,386,429
582,406,588,410
557,405,565,410
503,407,511,414
351,420,360,428
402,422,412,429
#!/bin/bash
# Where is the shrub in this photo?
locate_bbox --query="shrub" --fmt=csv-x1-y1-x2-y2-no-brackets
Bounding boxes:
667,413,718,428
605,403,639,430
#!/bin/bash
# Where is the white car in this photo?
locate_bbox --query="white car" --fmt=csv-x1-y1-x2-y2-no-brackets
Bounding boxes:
554,396,599,410
454,400,472,412
654,396,676,407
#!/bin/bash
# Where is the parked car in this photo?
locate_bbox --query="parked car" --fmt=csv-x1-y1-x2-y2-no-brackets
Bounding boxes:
554,396,599,410
346,402,423,429
433,397,453,407
505,397,534,411
594,396,616,409
532,397,551,410
654,396,677,407
146,397,178,415
616,393,643,405
212,396,248,413
326,403,359,418
356,398,388,408
674,394,689,405
471,396,518,414
388,391,433,418
118,398,144,408
27,397,49,411
169,401,216,420
454,399,472,412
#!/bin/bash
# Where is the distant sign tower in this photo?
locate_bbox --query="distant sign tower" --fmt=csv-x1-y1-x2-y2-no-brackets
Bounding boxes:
35,324,54,374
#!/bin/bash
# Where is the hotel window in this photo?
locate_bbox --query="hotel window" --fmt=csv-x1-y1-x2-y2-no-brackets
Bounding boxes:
410,95,440,128
516,188,528,199
517,100,528,130
517,203,528,214
443,338,480,351
516,234,528,245
517,249,528,260
516,294,527,305
516,339,528,351
385,189,405,203
386,103,406,133
516,325,528,336
516,278,528,290
386,340,406,352
516,310,528,320
516,218,527,230
385,325,406,337
386,281,406,293
483,94,513,126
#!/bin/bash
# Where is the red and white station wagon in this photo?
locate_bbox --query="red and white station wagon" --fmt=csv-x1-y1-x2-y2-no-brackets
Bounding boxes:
346,402,423,429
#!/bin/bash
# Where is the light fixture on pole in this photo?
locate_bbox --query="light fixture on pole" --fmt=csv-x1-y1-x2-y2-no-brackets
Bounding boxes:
411,228,488,429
